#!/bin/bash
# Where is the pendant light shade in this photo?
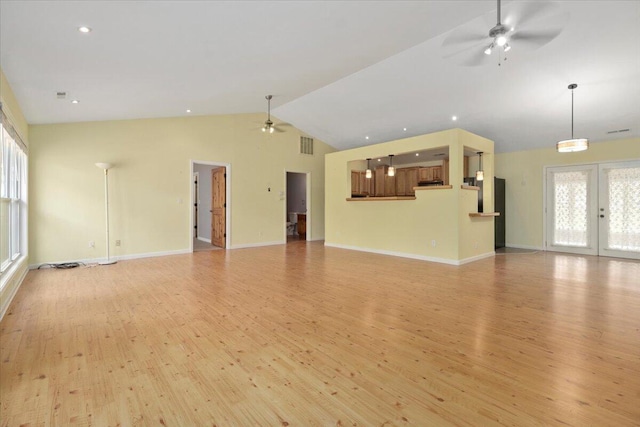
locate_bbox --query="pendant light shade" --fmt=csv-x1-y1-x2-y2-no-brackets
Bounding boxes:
475,152,484,182
557,84,588,153
365,158,372,179
557,138,589,153
388,155,395,177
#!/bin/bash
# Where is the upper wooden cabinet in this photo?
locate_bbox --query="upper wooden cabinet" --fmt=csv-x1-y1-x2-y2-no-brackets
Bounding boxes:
418,166,443,182
374,165,396,197
396,167,419,196
351,171,361,196
431,166,442,181
351,170,375,197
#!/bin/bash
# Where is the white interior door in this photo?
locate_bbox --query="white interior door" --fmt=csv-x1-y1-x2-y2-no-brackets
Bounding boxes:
546,164,598,255
598,161,640,259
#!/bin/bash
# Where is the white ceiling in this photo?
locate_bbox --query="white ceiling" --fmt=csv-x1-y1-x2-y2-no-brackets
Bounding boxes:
1,1,639,153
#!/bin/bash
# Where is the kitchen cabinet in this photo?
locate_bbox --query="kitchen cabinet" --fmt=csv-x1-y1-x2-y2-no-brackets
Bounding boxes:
396,167,419,196
395,168,407,196
361,172,375,196
375,165,396,196
351,171,361,196
418,166,443,182
431,166,442,181
374,166,387,196
351,170,375,196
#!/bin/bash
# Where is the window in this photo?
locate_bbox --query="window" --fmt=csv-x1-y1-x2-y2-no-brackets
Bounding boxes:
0,110,27,275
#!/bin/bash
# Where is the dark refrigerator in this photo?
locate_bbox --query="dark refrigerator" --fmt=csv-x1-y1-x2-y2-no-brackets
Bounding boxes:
494,177,506,249
466,176,506,249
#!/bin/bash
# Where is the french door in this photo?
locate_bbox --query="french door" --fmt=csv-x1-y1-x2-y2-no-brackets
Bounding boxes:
546,161,640,259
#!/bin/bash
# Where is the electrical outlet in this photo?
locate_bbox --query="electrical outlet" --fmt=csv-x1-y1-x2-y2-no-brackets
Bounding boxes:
431,240,436,247
89,241,95,248
115,240,121,246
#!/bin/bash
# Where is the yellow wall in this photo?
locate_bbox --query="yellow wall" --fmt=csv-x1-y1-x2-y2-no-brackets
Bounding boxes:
494,137,640,249
0,68,29,319
28,115,334,265
325,129,495,264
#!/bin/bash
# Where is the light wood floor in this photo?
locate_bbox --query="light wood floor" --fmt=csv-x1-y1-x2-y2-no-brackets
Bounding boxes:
1,243,639,426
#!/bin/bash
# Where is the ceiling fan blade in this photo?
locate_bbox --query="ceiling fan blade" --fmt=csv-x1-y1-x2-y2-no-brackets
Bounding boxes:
459,49,490,67
442,29,487,49
507,1,561,30
442,39,488,66
441,14,491,48
511,29,563,49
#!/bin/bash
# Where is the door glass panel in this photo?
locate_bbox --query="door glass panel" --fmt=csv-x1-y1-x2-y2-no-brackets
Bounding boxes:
605,167,640,251
553,170,589,247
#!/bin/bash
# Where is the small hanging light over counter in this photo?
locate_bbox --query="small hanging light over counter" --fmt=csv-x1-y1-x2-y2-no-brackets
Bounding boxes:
388,155,395,176
365,158,372,179
476,152,484,182
557,84,589,153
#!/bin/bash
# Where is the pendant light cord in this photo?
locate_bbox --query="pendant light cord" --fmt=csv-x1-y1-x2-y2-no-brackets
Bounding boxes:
571,88,574,139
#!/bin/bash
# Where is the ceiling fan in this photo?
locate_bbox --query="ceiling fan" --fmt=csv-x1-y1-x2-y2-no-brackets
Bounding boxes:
442,0,567,66
261,95,286,133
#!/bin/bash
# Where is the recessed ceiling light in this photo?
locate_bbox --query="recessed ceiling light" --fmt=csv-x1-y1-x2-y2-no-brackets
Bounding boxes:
452,116,457,121
186,109,191,113
377,158,381,162
365,136,369,140
403,128,407,131
415,153,419,156
78,26,92,33
71,99,79,104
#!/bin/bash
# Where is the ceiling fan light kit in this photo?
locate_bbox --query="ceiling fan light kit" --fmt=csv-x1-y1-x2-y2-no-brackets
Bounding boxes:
557,83,589,153
484,0,513,62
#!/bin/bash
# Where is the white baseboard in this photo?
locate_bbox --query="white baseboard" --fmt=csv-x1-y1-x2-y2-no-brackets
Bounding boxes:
458,251,496,265
230,241,284,249
505,243,544,251
197,237,211,243
324,242,495,266
29,248,192,270
324,243,454,265
309,237,325,242
0,261,28,321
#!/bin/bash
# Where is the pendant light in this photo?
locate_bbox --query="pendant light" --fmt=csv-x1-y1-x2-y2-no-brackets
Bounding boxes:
475,152,484,182
365,158,372,179
557,84,588,153
388,155,395,177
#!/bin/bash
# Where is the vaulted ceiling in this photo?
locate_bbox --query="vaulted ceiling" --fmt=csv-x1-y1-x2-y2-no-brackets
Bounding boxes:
1,1,638,153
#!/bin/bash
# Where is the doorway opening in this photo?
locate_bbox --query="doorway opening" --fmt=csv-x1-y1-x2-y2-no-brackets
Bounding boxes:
191,161,231,252
544,160,640,259
286,171,310,243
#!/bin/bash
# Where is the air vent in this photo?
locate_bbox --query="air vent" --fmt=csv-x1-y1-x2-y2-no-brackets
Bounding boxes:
607,128,630,134
56,92,67,99
300,136,314,155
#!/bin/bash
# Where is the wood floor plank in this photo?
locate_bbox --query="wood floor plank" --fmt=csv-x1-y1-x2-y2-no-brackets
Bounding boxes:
1,242,639,426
